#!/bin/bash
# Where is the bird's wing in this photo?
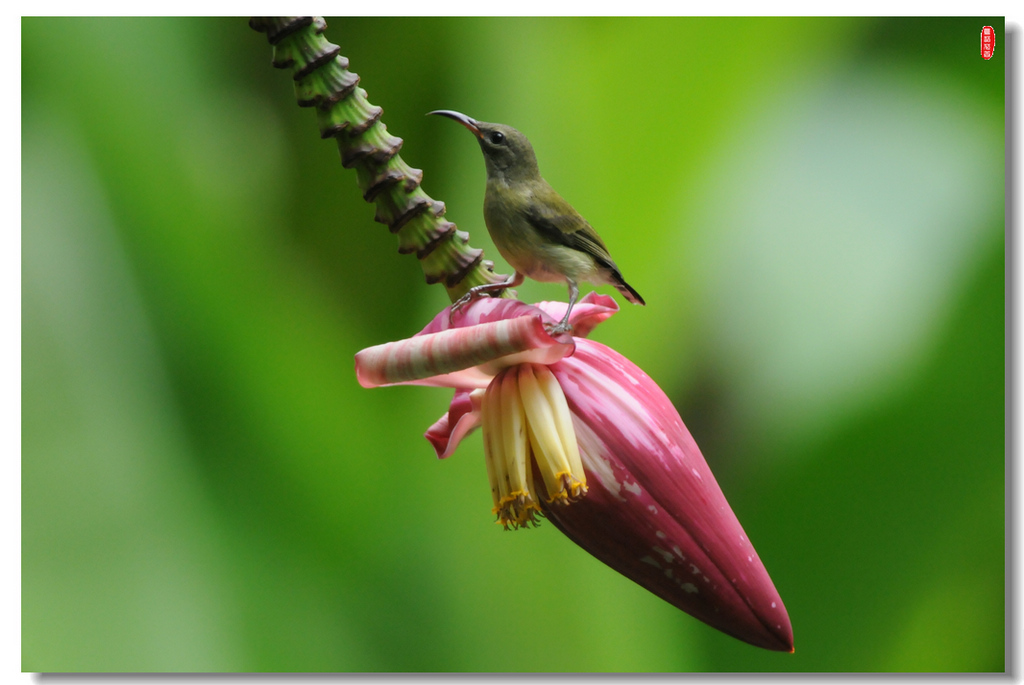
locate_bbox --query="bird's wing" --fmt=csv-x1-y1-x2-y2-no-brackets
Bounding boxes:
523,203,617,271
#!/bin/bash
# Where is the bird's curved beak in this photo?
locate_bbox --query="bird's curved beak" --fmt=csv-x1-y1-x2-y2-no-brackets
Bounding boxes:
427,109,483,139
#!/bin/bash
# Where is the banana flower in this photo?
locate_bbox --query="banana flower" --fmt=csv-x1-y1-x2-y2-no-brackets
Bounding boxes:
354,293,793,652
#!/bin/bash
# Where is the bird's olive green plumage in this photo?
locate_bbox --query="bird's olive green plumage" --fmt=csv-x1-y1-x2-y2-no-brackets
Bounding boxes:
428,110,644,332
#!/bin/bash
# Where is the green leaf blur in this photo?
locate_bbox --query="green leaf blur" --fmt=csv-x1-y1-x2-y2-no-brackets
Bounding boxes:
22,17,1004,672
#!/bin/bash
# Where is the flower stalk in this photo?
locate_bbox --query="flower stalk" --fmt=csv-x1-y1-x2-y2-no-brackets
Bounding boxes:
249,16,510,302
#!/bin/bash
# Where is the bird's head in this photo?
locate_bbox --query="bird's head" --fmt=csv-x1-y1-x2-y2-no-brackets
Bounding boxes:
428,110,540,183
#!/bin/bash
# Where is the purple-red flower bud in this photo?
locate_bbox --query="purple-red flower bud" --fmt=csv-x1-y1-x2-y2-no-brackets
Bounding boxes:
355,294,793,652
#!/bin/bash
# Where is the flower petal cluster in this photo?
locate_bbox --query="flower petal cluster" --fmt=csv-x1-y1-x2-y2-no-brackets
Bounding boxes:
354,294,793,652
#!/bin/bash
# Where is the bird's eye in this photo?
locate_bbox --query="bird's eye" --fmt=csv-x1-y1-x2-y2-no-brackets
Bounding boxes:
489,131,505,145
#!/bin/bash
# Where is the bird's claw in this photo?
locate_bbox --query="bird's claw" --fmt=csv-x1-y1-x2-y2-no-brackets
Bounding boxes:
452,292,474,312
448,291,477,324
544,321,574,336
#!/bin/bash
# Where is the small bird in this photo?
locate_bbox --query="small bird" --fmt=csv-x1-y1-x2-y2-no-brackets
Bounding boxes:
429,110,645,333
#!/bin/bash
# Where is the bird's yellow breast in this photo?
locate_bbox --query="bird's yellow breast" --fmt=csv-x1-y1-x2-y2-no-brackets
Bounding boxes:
483,180,602,284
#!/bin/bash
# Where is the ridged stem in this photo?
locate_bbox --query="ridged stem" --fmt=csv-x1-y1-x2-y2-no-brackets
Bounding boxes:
250,16,510,301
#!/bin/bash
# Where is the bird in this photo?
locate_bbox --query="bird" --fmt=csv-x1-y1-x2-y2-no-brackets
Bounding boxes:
428,110,644,334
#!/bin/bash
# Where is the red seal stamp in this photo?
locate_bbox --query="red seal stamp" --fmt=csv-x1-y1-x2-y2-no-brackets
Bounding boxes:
981,26,995,60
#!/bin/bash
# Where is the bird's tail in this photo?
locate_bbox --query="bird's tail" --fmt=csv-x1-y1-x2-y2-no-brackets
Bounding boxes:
612,272,645,306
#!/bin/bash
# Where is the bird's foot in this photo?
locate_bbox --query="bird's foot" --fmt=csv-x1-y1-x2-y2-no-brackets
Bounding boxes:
450,291,475,314
544,321,574,336
448,288,496,323
448,293,474,324
448,274,521,324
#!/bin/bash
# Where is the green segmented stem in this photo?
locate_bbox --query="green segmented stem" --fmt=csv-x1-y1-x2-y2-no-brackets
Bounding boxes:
250,16,511,301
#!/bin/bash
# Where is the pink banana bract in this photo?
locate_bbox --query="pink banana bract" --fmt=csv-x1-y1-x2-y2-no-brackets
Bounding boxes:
354,293,793,652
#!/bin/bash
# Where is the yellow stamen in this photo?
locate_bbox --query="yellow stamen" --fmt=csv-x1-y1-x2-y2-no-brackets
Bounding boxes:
535,363,586,497
518,364,588,505
498,369,540,528
481,364,587,529
480,372,506,512
481,368,533,529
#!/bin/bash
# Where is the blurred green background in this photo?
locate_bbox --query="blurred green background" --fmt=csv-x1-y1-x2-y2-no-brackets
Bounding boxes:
22,17,1004,672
